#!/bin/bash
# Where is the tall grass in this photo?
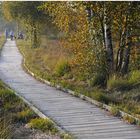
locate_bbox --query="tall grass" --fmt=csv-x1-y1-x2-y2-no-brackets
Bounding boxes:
107,71,140,91
129,70,140,85
0,34,6,50
0,116,13,139
107,76,132,91
55,60,71,77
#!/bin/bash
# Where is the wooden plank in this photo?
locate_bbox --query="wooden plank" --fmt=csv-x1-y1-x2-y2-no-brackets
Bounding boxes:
63,121,125,129
72,126,139,134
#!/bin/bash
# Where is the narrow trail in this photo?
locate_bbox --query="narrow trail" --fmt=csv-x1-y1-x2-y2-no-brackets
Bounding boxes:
0,39,140,138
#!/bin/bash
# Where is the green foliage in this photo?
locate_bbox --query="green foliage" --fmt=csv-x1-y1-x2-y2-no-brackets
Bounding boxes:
55,60,71,77
108,71,140,91
90,89,110,104
60,133,73,139
2,1,51,48
28,118,57,133
0,89,17,103
129,70,140,84
107,76,132,91
15,109,36,123
110,105,120,116
90,72,107,87
123,115,136,124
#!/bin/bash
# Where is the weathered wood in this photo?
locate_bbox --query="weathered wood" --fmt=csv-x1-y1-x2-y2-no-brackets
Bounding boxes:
0,39,140,139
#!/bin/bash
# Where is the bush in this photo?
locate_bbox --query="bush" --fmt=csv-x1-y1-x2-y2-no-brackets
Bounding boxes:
129,70,140,84
90,90,110,104
60,133,73,139
123,115,136,124
28,118,57,133
90,73,107,87
15,109,35,123
107,76,132,91
55,60,71,77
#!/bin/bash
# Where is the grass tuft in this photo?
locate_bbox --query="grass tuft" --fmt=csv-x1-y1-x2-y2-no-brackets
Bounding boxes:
129,70,140,85
107,76,132,91
90,89,111,104
60,133,73,139
28,118,57,133
55,60,71,77
15,109,36,123
110,105,120,116
123,115,136,124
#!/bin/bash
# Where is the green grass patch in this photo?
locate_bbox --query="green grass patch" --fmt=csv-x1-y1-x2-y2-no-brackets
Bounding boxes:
86,89,112,104
107,75,132,91
15,109,36,123
28,118,58,133
129,70,140,85
60,133,73,139
123,115,136,124
110,105,120,116
55,60,71,77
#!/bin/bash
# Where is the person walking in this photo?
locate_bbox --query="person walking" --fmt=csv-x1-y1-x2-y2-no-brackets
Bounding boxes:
10,30,14,40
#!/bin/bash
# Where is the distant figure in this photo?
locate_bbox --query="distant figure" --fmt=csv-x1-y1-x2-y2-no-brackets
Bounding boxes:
10,30,14,40
5,29,9,39
18,31,24,39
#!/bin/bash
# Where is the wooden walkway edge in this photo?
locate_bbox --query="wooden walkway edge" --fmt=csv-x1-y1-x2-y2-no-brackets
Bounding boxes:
0,39,140,139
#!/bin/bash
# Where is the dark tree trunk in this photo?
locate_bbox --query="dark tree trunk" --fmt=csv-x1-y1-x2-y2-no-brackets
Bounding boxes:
121,36,132,75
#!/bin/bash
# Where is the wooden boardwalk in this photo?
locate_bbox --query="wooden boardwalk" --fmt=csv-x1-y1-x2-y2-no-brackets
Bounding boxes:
0,39,140,138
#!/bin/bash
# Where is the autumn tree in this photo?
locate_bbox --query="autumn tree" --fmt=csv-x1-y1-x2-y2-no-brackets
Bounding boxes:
2,1,50,47
41,1,140,86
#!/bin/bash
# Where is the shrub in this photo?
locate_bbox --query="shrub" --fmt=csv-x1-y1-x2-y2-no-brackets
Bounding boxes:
28,118,57,133
55,60,71,77
15,109,35,123
60,133,73,139
90,90,110,104
90,73,107,87
107,76,132,91
123,115,136,124
129,70,140,84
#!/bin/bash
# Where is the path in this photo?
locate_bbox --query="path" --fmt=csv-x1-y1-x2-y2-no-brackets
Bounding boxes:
0,39,140,138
